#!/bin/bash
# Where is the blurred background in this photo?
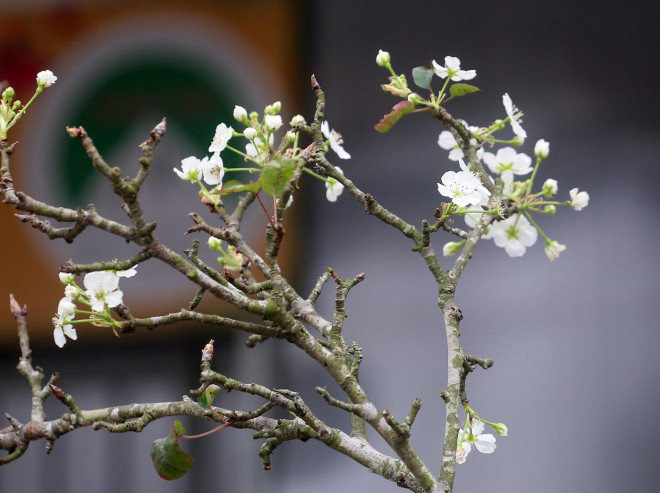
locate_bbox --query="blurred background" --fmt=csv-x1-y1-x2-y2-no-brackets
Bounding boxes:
1,1,658,492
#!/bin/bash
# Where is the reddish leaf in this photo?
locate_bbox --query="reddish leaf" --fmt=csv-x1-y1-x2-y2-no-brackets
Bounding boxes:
374,101,415,133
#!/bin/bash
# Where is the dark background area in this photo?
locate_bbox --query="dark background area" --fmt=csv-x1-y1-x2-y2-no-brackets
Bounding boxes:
1,1,659,492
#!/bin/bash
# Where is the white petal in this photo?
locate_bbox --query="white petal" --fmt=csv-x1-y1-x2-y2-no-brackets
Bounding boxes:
444,56,461,71
474,434,497,453
321,121,330,139
438,131,457,150
62,325,78,341
502,93,513,116
505,239,526,257
54,327,66,347
104,290,124,308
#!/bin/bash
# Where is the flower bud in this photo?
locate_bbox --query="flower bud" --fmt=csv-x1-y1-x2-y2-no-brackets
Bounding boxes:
407,92,424,105
542,178,558,197
290,114,306,126
511,135,525,146
442,241,462,256
36,70,57,88
534,139,550,158
2,86,14,102
244,127,257,140
59,272,75,285
376,49,391,67
543,205,556,215
271,101,282,114
12,100,21,111
233,105,248,123
264,114,283,132
285,130,296,143
492,423,508,436
207,237,223,251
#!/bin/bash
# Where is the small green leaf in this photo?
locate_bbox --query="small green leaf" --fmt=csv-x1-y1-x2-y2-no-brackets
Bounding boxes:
260,157,296,198
216,180,261,196
197,384,222,408
151,420,194,480
374,101,415,133
449,83,480,98
412,66,434,90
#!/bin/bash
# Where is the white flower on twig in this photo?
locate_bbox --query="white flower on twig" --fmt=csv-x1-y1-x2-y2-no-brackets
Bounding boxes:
84,271,123,312
209,123,233,153
53,297,77,348
482,147,533,176
432,56,476,81
569,188,589,211
502,93,526,140
437,160,490,207
456,421,497,464
321,121,351,159
201,153,225,186
325,166,345,202
490,214,538,257
173,156,202,182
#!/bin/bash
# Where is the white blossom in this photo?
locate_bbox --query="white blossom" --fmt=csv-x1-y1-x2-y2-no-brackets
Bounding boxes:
535,139,550,158
542,178,558,197
456,421,497,464
321,121,351,159
58,272,74,285
545,240,566,261
244,127,257,140
431,56,476,81
53,297,77,348
437,160,490,207
290,114,306,126
325,166,345,202
264,114,283,132
490,214,538,257
502,93,526,140
438,131,465,161
233,105,248,123
209,123,233,153
246,134,272,163
569,187,589,211
64,285,78,298
201,153,224,186
376,49,391,67
173,156,202,182
482,147,533,176
36,70,57,88
84,271,123,312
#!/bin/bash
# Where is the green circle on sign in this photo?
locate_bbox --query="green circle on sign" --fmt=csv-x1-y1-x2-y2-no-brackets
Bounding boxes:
60,59,242,204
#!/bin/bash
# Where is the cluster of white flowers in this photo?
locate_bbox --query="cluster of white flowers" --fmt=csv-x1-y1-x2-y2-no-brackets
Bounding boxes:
432,56,589,260
53,267,136,347
174,123,231,187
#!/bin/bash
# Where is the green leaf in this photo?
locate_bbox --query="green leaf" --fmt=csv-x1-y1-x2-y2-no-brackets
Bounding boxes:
449,83,480,98
374,101,415,133
215,179,261,196
260,157,296,198
412,66,434,90
151,420,194,480
197,384,222,408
